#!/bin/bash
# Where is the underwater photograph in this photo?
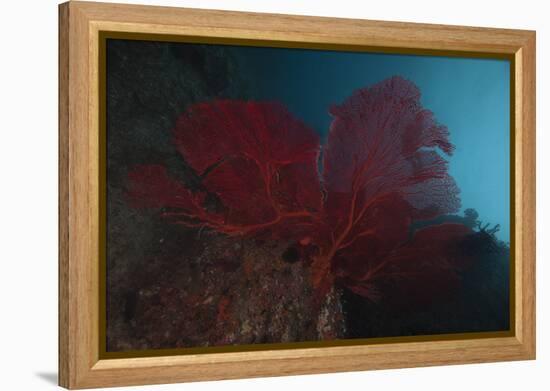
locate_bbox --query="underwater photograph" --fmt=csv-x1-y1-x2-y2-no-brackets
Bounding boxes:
104,38,511,353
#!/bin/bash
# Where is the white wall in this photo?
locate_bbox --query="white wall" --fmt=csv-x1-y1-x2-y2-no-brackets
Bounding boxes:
0,0,546,389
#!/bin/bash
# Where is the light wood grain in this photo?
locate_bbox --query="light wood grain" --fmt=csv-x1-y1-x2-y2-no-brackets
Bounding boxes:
517,33,536,354
58,1,536,389
60,1,100,387
58,3,70,387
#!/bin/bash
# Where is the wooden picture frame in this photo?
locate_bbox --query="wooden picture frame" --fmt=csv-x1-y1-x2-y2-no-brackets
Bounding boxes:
59,1,536,389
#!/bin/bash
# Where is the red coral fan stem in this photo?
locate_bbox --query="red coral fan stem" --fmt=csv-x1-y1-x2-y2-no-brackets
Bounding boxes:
338,228,376,250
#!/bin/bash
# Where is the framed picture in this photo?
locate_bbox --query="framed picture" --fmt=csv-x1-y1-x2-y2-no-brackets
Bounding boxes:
58,1,536,389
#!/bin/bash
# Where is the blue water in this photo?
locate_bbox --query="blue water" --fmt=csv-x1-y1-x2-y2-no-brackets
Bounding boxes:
230,46,510,242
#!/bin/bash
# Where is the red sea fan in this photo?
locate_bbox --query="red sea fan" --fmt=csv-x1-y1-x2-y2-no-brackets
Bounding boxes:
323,76,460,224
128,164,205,210
311,76,464,299
129,101,323,238
333,223,473,307
127,77,471,307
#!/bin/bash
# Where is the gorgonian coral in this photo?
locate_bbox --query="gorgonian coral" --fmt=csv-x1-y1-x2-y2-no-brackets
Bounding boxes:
128,76,471,308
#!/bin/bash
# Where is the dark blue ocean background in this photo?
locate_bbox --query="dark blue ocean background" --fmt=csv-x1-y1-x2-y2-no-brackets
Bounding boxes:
229,46,510,242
